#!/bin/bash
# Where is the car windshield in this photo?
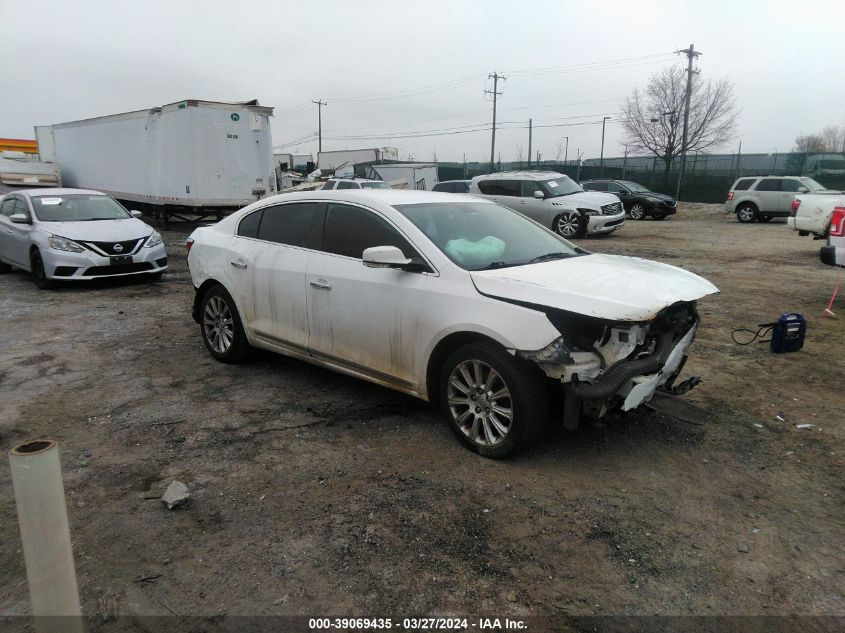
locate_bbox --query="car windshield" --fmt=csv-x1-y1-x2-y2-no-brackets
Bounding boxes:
541,177,583,197
30,194,131,222
361,182,391,189
620,181,651,193
799,178,828,191
394,201,583,271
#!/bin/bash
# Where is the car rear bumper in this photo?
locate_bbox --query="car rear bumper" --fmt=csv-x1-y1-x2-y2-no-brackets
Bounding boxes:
820,245,845,267
43,244,168,280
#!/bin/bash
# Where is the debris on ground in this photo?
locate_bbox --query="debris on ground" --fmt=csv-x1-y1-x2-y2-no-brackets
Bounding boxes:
796,424,815,430
737,543,750,553
161,480,190,509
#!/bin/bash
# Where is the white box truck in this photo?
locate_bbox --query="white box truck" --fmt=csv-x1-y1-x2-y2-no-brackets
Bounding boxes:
35,99,275,226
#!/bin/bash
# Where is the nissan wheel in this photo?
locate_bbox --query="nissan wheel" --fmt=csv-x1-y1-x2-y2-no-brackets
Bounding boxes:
439,341,548,458
30,249,54,289
554,211,586,239
200,285,250,363
629,203,647,220
736,204,757,223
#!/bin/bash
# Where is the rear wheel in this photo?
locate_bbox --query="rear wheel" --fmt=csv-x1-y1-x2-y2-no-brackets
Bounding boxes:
554,211,586,239
736,203,757,223
629,203,647,220
30,250,54,289
200,285,250,363
439,342,548,458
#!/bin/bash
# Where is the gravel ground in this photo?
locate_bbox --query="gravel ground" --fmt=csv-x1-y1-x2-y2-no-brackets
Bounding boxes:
1,200,843,625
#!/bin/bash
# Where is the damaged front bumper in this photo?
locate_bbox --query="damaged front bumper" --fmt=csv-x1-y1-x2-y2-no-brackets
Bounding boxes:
518,303,701,428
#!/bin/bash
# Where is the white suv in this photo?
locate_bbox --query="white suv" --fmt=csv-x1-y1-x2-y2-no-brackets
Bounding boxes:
469,171,625,238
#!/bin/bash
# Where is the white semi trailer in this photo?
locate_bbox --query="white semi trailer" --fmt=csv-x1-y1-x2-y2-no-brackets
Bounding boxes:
35,99,275,226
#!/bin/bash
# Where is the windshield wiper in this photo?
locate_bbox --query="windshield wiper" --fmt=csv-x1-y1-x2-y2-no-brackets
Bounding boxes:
528,252,572,264
474,261,514,270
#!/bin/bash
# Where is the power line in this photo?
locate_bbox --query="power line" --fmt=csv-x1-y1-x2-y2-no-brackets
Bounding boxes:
503,52,675,76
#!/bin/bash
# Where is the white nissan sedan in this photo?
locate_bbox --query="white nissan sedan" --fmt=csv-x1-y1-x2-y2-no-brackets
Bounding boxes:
0,188,167,288
186,190,717,457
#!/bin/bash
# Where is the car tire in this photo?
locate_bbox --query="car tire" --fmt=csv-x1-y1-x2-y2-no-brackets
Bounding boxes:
736,203,757,223
554,211,586,239
758,215,773,223
629,203,647,220
439,341,549,458
30,250,54,289
199,285,250,363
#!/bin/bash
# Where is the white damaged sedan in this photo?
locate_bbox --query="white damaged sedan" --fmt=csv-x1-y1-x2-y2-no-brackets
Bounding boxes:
0,188,167,288
187,190,717,457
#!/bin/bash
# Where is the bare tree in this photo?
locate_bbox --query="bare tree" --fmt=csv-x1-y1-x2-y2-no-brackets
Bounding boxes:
621,65,737,185
554,138,567,162
794,134,827,154
514,143,524,164
821,125,844,152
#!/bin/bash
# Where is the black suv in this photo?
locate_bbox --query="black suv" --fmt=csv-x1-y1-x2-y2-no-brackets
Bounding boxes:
581,179,676,220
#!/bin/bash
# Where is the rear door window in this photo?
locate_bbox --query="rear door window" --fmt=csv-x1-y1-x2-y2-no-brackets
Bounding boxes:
733,178,756,191
321,181,336,190
321,203,417,260
237,209,263,238
754,179,782,192
477,180,520,196
454,182,470,193
336,181,359,190
256,202,325,249
584,182,607,192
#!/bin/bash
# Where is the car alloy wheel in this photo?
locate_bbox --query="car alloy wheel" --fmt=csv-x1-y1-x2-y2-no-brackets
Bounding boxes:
630,203,646,220
203,295,235,354
737,204,756,223
555,211,582,237
447,359,513,447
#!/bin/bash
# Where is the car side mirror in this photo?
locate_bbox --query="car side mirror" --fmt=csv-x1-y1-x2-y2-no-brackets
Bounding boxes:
797,187,808,193
533,190,545,199
9,213,30,224
362,245,413,269
131,210,143,218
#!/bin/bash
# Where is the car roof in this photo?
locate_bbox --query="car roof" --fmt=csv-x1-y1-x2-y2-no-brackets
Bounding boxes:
472,171,567,182
437,180,471,184
256,188,490,207
13,187,108,198
326,178,383,183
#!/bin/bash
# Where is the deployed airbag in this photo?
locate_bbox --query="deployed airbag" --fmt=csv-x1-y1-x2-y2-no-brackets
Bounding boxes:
445,236,506,266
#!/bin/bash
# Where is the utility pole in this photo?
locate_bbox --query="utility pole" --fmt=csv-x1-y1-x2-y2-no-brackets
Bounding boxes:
312,99,326,154
675,44,701,201
599,116,611,177
484,72,505,171
564,136,569,165
527,118,532,169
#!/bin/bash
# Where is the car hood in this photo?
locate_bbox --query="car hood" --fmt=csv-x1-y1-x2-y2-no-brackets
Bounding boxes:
551,191,619,207
37,218,154,242
643,192,675,203
470,253,719,321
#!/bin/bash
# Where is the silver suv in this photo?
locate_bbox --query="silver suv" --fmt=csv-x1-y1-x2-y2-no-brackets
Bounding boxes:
469,171,625,238
725,176,827,223
321,178,391,190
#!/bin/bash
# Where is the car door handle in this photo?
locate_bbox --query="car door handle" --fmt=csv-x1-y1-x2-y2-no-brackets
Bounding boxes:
309,280,332,290
230,260,248,269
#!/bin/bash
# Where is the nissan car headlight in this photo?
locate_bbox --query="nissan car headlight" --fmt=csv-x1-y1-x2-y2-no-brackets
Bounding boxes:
47,235,85,253
144,231,163,248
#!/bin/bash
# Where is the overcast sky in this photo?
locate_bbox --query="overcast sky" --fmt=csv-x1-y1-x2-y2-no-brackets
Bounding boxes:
2,0,844,163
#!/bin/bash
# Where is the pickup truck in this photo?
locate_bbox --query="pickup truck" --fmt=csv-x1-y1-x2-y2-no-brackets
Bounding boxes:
788,191,845,238
819,203,845,268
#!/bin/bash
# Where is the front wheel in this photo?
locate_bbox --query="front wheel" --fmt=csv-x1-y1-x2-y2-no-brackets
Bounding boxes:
30,250,54,289
199,285,250,363
736,204,757,223
554,211,586,239
439,342,549,458
629,203,647,220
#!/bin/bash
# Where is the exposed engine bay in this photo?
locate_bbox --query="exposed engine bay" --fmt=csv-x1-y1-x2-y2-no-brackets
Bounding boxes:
519,301,700,429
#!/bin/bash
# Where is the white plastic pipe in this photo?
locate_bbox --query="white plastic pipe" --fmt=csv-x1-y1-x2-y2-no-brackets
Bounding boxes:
9,440,84,633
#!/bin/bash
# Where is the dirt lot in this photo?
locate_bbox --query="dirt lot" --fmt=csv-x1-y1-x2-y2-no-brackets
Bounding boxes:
1,202,843,625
